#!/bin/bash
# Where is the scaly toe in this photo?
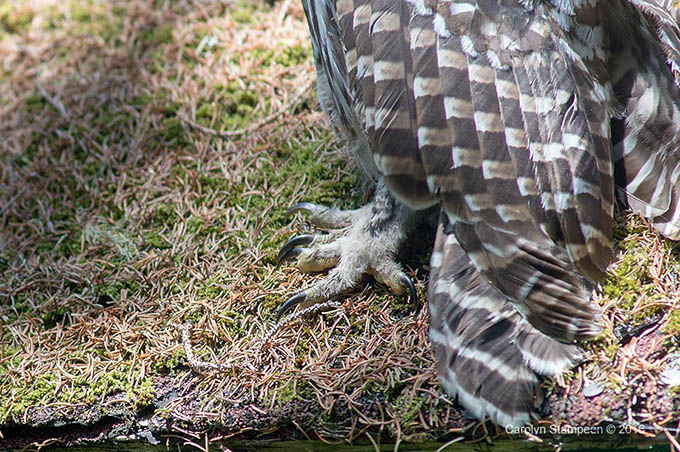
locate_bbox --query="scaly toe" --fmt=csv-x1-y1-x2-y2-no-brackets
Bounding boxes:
286,202,354,229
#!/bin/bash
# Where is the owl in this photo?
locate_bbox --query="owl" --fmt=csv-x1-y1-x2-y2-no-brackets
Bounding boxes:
275,0,680,427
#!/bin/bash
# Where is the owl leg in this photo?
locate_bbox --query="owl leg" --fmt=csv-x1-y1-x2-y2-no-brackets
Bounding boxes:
275,182,418,320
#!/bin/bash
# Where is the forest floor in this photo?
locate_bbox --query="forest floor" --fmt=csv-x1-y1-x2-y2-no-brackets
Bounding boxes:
2,0,680,450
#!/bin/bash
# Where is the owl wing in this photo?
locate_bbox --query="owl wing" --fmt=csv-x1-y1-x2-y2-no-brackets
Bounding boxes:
303,0,680,426
334,0,615,342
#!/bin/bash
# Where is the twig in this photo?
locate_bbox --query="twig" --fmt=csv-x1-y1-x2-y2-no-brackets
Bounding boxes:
179,322,232,374
666,429,680,451
0,184,29,217
257,300,342,353
277,0,294,24
435,437,464,452
35,79,69,120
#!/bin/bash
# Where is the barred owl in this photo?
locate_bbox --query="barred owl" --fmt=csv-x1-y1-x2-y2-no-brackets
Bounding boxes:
276,0,680,426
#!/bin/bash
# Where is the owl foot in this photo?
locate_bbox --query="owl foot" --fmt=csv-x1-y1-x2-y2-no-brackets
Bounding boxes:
275,189,418,320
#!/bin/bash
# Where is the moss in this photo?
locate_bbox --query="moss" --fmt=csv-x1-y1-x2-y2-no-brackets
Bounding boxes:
267,379,314,406
1,373,58,420
251,47,276,66
70,1,92,22
133,377,156,409
393,391,426,430
197,277,222,299
68,0,122,41
0,4,35,33
40,305,69,329
665,310,680,337
82,370,156,410
274,44,311,67
231,7,255,24
152,349,186,373
218,309,245,336
602,237,660,322
96,279,141,303
160,117,188,145
155,203,180,224
24,92,47,112
196,102,214,123
196,81,262,130
139,24,174,46
145,228,171,249
187,216,205,234
198,173,228,191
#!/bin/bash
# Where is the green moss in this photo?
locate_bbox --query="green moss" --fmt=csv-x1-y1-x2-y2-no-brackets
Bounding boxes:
24,92,47,112
602,238,660,322
196,102,214,122
139,24,174,46
665,310,680,337
274,44,311,67
197,277,222,299
196,81,261,130
70,2,92,22
251,47,275,66
96,278,141,302
0,4,34,33
231,7,254,24
393,391,426,430
187,216,205,234
69,1,122,41
152,349,186,372
160,117,187,145
267,379,314,406
198,173,228,191
218,309,245,336
155,203,179,225
2,373,57,420
145,228,171,249
40,305,69,329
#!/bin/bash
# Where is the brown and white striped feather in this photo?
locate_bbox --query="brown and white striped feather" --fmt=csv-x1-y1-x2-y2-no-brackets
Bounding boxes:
606,0,680,239
302,0,680,428
429,218,582,426
350,0,615,342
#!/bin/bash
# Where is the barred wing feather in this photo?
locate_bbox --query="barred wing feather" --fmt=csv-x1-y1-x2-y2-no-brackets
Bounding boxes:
301,0,680,427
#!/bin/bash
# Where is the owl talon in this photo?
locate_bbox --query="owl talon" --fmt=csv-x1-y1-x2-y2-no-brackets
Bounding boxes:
277,234,315,266
276,247,303,266
275,189,416,322
399,273,418,305
276,292,307,321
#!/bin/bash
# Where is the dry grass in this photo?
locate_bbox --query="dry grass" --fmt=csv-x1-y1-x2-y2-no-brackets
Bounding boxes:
1,0,680,449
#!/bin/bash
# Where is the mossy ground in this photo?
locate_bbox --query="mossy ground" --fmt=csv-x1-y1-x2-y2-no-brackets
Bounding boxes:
1,0,680,450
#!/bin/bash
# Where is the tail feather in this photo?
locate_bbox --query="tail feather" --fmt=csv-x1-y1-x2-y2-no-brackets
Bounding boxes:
609,0,680,239
428,220,583,427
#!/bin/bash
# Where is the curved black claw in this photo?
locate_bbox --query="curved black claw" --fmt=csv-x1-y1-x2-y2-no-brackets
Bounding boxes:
276,292,307,321
276,234,314,266
400,274,418,305
285,202,318,218
276,247,303,266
